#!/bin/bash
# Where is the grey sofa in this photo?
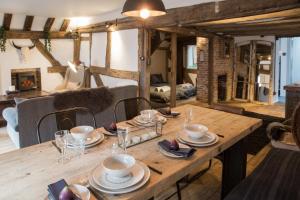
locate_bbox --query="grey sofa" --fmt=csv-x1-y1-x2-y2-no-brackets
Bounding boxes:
2,85,138,148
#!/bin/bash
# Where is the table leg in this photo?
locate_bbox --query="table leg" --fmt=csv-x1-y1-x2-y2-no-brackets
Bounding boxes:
221,139,247,199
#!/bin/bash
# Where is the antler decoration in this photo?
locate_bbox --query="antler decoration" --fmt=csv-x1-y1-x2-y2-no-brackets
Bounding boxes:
12,41,35,50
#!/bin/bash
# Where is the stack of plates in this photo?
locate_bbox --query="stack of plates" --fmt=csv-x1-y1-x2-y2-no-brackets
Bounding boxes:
67,132,105,148
177,131,219,147
89,161,150,194
133,115,167,127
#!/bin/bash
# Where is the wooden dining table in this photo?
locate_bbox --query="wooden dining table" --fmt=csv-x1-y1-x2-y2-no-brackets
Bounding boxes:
0,104,262,200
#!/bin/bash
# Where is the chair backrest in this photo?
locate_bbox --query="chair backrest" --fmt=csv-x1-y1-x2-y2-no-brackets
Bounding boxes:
36,107,96,144
210,104,245,115
114,97,152,122
292,102,300,147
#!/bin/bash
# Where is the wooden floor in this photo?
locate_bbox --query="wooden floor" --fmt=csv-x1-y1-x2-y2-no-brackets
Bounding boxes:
217,101,285,119
156,145,271,200
0,125,271,200
0,127,17,154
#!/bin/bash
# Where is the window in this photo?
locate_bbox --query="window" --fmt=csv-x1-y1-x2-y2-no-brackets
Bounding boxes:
186,45,197,69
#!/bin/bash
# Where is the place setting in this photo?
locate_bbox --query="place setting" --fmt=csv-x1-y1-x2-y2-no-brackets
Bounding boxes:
68,126,105,149
132,109,167,127
88,153,151,195
177,123,219,147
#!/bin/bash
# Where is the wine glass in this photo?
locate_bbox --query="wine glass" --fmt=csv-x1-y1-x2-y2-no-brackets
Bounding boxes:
117,128,129,153
55,130,68,164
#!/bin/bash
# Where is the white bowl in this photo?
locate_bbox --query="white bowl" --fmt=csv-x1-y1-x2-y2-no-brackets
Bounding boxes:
140,110,158,122
102,154,136,178
184,124,208,139
70,126,94,140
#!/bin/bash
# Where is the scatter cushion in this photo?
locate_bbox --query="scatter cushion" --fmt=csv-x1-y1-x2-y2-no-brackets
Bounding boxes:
151,74,164,85
2,107,18,131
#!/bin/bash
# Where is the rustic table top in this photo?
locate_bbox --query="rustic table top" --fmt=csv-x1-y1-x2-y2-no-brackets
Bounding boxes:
0,104,262,200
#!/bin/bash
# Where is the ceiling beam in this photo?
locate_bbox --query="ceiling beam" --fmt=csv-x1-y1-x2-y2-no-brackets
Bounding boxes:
60,19,70,31
23,15,34,31
2,13,13,30
6,30,73,39
155,27,211,37
77,0,300,33
44,18,55,32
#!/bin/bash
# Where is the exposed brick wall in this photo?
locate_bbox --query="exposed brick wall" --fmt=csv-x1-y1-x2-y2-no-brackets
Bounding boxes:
196,37,209,103
196,36,234,103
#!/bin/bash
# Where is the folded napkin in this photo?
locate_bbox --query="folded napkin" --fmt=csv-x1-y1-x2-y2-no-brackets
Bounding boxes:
103,125,117,135
48,179,68,200
157,108,180,117
158,140,196,158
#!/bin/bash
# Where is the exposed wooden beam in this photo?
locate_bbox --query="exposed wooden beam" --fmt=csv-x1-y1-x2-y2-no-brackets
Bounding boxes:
32,38,65,77
138,28,151,100
90,66,139,81
47,66,68,73
6,31,72,39
93,74,104,87
208,37,214,105
156,27,211,37
77,0,300,33
73,37,81,63
170,33,177,108
60,19,70,31
23,15,34,31
44,18,55,32
2,13,12,30
105,31,112,69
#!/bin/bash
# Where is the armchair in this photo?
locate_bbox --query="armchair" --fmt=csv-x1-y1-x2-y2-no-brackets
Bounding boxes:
267,102,300,151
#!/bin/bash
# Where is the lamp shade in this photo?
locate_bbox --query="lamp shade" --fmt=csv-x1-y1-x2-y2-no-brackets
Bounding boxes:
122,0,166,19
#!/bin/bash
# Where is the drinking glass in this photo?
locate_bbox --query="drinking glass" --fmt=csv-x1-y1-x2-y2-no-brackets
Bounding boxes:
55,130,68,163
117,128,129,153
184,108,193,130
156,121,163,136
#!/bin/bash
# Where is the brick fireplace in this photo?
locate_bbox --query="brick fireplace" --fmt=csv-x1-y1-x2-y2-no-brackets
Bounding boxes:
196,36,234,103
11,68,41,91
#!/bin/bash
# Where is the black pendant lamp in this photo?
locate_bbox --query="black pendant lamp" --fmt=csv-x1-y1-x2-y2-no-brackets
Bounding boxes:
122,0,167,19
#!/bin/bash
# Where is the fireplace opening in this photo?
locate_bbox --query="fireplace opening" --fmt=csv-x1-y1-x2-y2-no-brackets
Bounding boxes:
11,68,41,91
218,74,227,101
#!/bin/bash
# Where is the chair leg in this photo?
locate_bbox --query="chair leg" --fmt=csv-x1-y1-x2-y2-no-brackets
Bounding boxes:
176,181,182,200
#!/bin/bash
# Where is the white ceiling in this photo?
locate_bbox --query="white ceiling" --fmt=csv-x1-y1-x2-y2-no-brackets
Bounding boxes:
0,0,218,18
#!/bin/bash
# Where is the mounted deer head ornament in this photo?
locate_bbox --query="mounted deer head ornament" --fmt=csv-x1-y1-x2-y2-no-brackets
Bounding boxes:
11,41,36,63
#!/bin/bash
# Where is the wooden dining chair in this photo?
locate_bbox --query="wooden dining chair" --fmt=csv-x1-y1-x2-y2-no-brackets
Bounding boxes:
113,97,153,122
36,107,96,144
267,102,300,151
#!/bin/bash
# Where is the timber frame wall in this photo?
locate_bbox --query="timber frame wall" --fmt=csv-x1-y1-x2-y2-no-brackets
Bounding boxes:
75,0,300,106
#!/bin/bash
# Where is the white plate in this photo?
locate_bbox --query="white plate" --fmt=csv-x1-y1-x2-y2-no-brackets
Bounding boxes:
46,184,90,200
177,135,219,147
133,115,167,127
92,161,145,190
67,132,104,148
159,143,190,158
179,131,216,144
89,161,150,195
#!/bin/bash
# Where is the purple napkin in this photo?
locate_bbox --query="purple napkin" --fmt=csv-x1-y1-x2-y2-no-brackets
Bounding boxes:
158,140,196,158
103,126,117,135
48,179,68,200
158,108,180,117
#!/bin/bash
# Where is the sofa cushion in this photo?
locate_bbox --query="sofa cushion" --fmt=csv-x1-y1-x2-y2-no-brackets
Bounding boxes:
2,107,18,131
14,97,28,105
